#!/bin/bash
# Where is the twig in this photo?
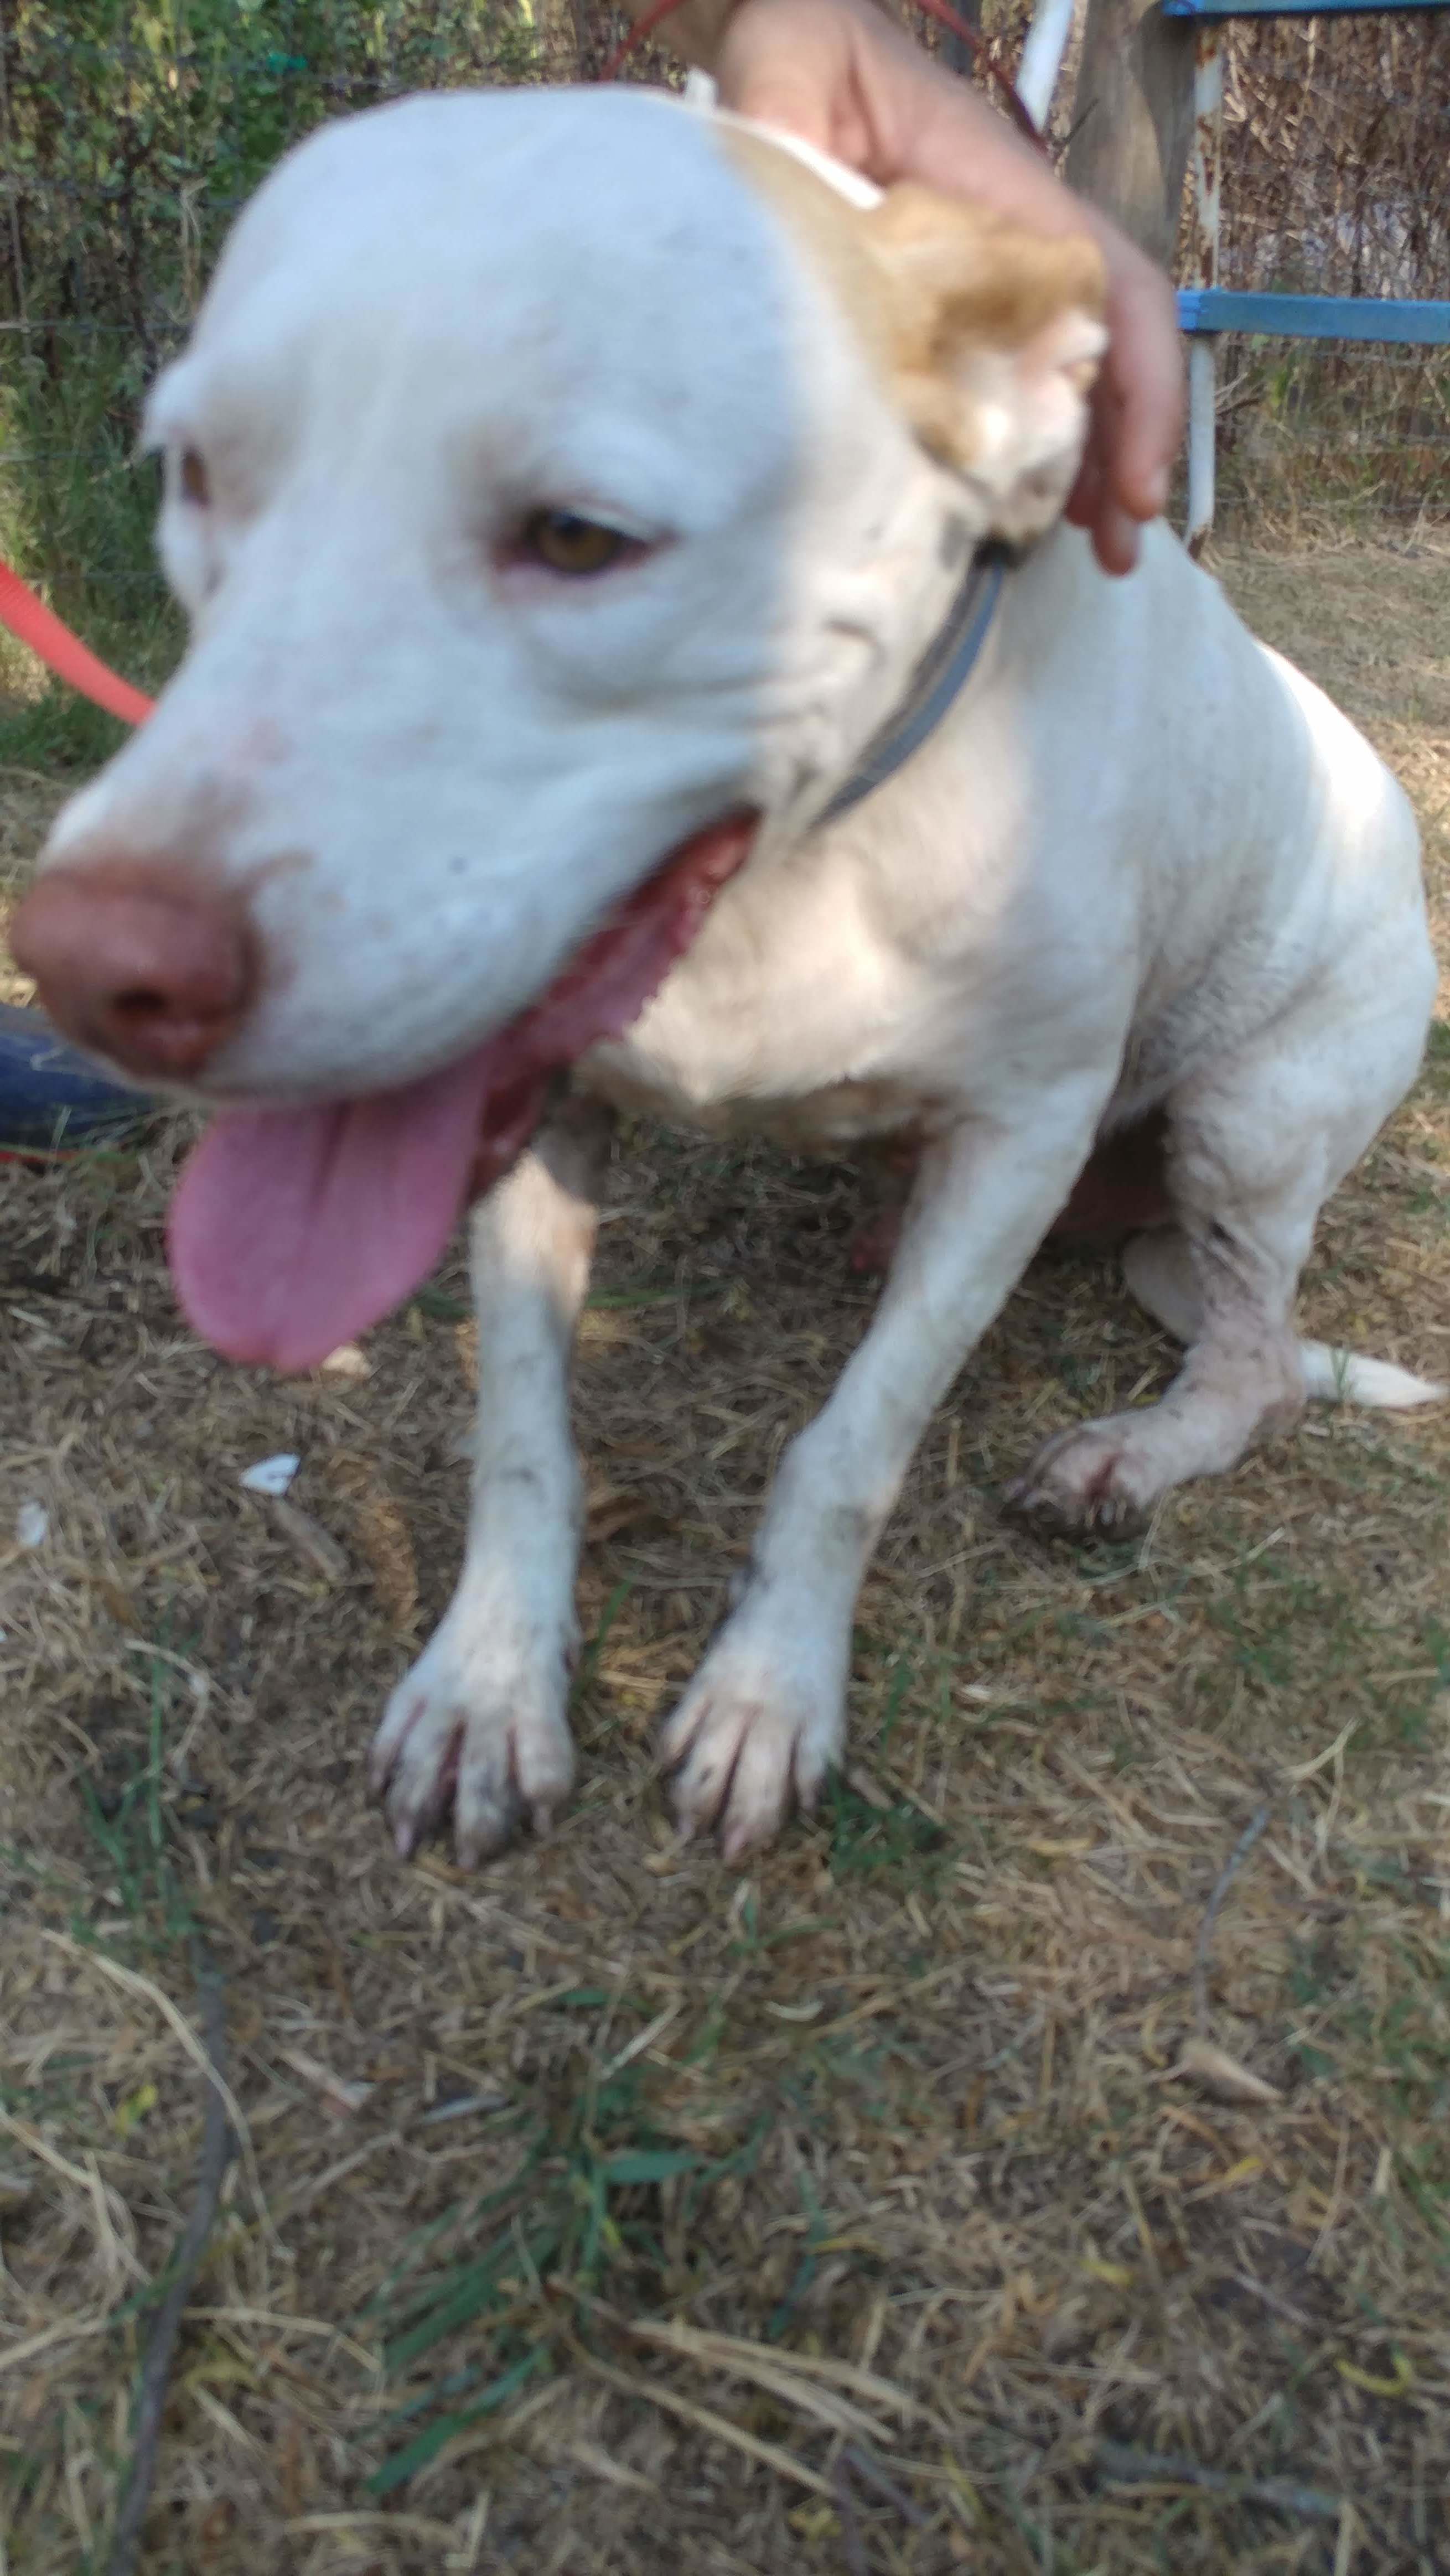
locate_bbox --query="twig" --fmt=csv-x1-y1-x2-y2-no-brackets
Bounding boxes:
44,1929,272,2246
106,1947,234,2576
832,2454,871,2576
1095,2440,1341,2523
841,2443,929,2529
1229,2271,1313,2331
577,2349,833,2497
1193,1802,1272,2034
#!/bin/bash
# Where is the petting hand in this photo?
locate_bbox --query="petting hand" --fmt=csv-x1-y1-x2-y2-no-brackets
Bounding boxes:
711,0,1185,574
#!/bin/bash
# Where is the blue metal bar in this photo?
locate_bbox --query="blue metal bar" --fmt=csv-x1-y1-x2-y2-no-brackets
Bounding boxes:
1164,1,1446,17
1177,288,1450,344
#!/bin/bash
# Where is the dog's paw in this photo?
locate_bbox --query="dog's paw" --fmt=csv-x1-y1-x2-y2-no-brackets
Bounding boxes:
661,1613,846,1864
1003,1415,1161,1538
370,1613,575,1866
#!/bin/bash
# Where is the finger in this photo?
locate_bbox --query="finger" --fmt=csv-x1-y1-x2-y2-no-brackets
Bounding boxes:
728,4,1044,195
1065,414,1106,532
1100,261,1184,526
1067,412,1141,570
1091,495,1143,577
716,3,848,154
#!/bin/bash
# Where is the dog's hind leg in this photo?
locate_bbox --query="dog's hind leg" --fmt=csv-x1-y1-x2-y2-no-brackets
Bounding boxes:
1124,1222,1441,1412
371,1098,613,1864
1007,958,1437,1535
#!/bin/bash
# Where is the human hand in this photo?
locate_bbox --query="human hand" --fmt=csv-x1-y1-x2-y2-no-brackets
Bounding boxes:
712,0,1184,573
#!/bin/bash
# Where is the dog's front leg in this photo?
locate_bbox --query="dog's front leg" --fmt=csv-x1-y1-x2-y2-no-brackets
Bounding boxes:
371,1100,613,1863
665,1087,1105,1861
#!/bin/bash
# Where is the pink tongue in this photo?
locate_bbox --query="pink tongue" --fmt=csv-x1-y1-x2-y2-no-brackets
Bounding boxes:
168,814,754,1373
168,1045,538,1374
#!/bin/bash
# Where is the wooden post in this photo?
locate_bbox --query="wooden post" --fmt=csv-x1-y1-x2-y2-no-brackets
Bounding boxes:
1065,0,1196,266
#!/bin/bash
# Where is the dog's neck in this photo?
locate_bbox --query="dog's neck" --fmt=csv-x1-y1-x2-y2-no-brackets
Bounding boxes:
686,96,1094,842
816,537,1014,827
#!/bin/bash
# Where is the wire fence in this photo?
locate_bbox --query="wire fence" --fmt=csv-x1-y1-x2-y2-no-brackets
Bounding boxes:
1204,11,1450,531
1,2,1447,750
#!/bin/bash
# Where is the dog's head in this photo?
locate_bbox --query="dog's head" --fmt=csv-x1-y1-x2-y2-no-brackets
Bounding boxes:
13,86,1104,1367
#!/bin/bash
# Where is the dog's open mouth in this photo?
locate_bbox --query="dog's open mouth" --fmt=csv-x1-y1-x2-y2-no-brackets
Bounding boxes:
167,813,757,1372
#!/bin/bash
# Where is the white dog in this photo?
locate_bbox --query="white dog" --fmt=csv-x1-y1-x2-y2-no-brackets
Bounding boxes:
13,86,1438,1867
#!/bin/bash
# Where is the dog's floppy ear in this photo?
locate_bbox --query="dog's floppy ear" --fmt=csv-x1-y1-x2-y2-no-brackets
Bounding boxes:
863,188,1107,544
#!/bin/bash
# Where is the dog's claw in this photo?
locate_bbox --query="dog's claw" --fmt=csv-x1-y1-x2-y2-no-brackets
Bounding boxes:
371,1620,575,1866
1005,1425,1157,1540
661,1619,843,1860
455,1780,525,1869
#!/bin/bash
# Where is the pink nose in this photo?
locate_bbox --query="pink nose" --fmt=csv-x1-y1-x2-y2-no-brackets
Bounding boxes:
10,861,254,1082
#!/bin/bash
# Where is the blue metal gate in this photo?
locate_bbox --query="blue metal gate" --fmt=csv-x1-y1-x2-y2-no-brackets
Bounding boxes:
1164,0,1450,544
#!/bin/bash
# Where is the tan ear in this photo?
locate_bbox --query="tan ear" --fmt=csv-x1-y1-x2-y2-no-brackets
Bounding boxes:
863,187,1107,543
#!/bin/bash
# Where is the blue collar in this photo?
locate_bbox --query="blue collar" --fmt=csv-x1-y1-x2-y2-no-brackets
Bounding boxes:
817,538,1013,828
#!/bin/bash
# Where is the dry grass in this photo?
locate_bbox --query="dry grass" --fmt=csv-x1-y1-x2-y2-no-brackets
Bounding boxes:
2,536,1449,2575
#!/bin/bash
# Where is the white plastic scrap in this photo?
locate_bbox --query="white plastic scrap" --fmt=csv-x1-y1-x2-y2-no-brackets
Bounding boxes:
318,1342,371,1382
15,1502,49,1549
240,1453,300,1498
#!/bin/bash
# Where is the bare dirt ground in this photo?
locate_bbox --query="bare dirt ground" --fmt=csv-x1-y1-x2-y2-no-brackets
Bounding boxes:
1,535,1448,2576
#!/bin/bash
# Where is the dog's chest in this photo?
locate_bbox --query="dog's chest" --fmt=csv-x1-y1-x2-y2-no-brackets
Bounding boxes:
578,838,972,1149
578,1047,952,1150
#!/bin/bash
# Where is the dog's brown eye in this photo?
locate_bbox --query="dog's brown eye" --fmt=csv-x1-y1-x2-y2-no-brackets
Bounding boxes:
179,448,210,506
519,508,630,577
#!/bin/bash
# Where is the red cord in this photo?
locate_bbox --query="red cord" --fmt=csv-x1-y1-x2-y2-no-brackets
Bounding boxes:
599,0,697,77
0,558,154,728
